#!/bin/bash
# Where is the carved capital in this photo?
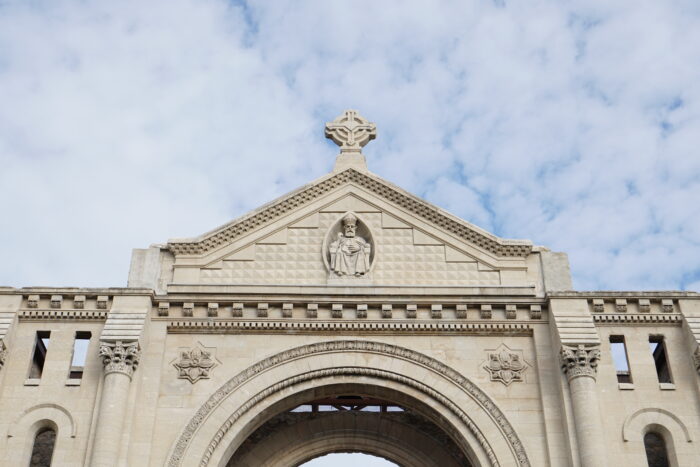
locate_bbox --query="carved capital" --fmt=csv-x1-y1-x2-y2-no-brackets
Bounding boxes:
99,341,141,379
693,346,700,375
0,339,6,371
560,344,600,381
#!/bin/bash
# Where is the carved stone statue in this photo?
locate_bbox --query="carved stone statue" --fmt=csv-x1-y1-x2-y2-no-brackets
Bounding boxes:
329,213,371,276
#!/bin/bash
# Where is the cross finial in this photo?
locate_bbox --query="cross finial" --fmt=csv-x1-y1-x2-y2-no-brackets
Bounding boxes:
325,110,377,154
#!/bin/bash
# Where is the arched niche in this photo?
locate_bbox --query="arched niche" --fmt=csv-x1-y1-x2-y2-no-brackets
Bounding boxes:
166,340,530,467
622,407,699,466
5,403,77,466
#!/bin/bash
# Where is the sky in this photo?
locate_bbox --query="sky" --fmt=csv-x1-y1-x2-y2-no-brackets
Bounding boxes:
302,453,395,467
1,0,700,292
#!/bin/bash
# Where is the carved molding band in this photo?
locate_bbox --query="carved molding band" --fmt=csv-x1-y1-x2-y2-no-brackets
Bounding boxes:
167,320,533,335
560,345,601,382
693,346,700,375
167,340,530,467
99,341,141,379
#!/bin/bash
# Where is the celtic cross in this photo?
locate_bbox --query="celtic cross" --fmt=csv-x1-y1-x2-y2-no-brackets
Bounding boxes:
325,109,376,153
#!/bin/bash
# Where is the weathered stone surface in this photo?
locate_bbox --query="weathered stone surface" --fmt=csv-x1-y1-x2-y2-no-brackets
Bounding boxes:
0,111,698,467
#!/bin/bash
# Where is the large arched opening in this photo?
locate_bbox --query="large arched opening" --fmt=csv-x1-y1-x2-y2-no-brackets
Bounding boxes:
167,340,529,467
226,389,472,466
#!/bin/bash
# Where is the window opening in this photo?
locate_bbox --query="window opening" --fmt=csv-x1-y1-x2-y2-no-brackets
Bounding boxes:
644,432,670,467
649,336,672,384
29,331,51,379
68,331,91,379
610,335,632,383
29,428,56,466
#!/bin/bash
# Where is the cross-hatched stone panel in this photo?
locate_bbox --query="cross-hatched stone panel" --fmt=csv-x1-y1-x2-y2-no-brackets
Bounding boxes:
200,211,501,285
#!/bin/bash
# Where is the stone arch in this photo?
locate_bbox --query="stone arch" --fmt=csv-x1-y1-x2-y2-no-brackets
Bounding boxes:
167,340,530,467
229,410,464,467
622,407,698,466
5,402,77,465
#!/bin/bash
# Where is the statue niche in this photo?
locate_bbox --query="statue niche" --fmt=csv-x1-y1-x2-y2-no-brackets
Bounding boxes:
325,212,374,277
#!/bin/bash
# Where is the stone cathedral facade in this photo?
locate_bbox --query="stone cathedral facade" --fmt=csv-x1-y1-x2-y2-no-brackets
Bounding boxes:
1,110,699,467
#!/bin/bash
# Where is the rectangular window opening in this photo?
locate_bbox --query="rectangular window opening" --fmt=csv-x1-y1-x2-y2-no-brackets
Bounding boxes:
610,335,632,384
69,331,91,379
649,336,672,384
28,331,51,379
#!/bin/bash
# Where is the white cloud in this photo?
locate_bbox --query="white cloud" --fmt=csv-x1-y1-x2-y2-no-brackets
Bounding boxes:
1,0,699,291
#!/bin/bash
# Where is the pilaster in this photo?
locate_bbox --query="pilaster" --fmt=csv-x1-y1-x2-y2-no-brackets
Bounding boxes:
549,298,607,467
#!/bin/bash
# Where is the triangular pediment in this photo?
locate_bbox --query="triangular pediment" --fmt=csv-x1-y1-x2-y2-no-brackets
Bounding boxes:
166,169,533,288
168,168,531,258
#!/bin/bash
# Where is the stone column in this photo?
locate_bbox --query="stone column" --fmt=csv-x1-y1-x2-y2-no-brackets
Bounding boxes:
560,344,607,467
91,340,141,467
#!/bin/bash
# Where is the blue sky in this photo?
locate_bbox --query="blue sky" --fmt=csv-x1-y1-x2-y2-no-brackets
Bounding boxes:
1,0,700,291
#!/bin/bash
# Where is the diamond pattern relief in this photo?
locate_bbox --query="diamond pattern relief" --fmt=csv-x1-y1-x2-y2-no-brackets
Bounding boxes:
200,211,501,285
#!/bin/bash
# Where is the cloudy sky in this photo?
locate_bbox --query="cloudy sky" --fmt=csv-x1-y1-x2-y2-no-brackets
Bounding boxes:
1,0,699,292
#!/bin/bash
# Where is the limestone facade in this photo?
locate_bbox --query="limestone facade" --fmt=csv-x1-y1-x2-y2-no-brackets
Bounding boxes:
1,110,699,466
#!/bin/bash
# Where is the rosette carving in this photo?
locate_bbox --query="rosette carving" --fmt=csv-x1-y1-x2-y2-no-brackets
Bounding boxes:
173,345,218,384
560,344,601,381
99,340,141,378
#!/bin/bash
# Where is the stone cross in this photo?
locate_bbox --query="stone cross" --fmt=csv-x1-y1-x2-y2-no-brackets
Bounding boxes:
325,110,376,153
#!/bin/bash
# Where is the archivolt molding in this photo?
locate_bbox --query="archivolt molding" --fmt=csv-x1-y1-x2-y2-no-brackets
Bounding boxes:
167,168,531,257
8,402,77,438
622,408,692,443
200,367,496,467
167,340,530,467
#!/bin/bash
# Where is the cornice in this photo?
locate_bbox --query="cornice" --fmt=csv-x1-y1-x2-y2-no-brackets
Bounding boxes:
548,291,699,299
167,168,532,258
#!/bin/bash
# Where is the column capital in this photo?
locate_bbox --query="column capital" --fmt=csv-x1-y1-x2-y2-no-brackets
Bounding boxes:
560,344,601,382
99,340,141,379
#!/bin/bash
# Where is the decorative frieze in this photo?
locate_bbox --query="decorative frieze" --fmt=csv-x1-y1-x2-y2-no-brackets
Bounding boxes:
356,304,367,319
505,305,517,320
158,302,170,317
560,344,601,381
207,303,219,317
483,345,527,386
282,303,293,318
456,304,467,319
167,320,533,336
99,341,141,379
431,304,442,319
173,344,218,384
529,305,542,319
638,299,651,313
406,304,417,319
480,304,492,319
73,295,86,309
332,304,343,319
